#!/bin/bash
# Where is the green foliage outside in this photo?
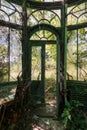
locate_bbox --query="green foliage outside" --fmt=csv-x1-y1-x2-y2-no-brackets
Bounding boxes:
0,44,8,81
62,100,87,130
67,28,87,81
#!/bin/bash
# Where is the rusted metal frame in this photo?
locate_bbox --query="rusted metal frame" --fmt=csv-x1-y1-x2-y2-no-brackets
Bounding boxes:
67,22,87,31
68,10,87,21
30,29,56,44
1,1,22,16
35,35,47,40
28,22,87,33
28,41,45,102
76,27,79,80
27,22,87,33
8,11,16,17
29,40,56,44
28,24,61,38
41,44,45,102
0,20,81,31
27,9,38,20
8,24,10,82
7,3,21,17
50,15,56,23
41,37,48,40
27,1,62,10
6,0,62,9
7,13,10,82
22,0,28,82
72,8,87,14
68,12,78,19
67,7,87,80
9,2,22,13
28,23,61,115
56,36,60,117
0,19,22,81
52,10,61,21
47,33,55,40
34,35,48,40
6,0,22,6
61,3,67,104
67,1,85,16
0,8,9,18
67,24,87,80
50,15,55,22
31,13,39,23
27,9,61,23
1,4,15,12
0,4,22,29
67,2,87,21
27,43,31,81
34,32,41,40
38,19,50,24
67,0,87,7
67,33,87,81
78,11,87,19
0,20,22,30
6,0,87,8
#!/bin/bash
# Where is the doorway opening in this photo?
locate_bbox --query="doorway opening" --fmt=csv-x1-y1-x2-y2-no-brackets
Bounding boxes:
45,44,57,115
29,28,60,116
29,40,58,116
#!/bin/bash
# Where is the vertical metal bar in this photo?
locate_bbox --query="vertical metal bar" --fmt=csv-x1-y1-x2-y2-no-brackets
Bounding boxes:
64,3,67,104
41,44,45,103
28,42,31,81
8,16,11,82
22,0,28,82
77,29,79,80
8,27,10,82
56,37,60,116
61,2,67,104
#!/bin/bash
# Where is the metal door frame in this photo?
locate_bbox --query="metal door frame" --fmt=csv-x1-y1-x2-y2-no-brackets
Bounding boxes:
28,40,60,115
28,40,45,102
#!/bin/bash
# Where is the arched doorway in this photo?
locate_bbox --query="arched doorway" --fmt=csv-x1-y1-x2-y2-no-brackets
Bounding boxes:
27,24,61,116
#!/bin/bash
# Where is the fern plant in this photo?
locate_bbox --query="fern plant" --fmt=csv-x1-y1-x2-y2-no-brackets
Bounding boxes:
61,100,87,130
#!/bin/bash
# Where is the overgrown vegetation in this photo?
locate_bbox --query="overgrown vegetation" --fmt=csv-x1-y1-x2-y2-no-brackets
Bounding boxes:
62,100,87,130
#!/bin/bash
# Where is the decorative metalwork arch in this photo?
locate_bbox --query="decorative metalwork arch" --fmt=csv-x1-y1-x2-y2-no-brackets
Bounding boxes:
28,23,61,39
27,9,61,27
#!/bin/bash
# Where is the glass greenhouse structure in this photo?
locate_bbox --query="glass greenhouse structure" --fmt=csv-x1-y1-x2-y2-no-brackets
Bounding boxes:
0,0,87,120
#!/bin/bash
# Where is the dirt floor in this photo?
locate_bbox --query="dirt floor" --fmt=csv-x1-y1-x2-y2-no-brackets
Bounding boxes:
0,100,64,130
0,80,64,130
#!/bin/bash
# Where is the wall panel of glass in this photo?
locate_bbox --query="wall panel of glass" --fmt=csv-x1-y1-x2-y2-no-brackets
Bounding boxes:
0,0,22,82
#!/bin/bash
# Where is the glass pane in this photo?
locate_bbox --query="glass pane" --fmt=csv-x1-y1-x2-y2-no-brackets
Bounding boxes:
10,29,22,81
27,9,61,27
77,28,87,81
31,46,41,80
0,26,9,82
1,0,22,24
67,30,77,80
